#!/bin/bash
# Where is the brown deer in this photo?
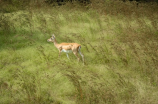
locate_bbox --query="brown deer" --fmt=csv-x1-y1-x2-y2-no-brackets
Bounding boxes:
47,34,84,64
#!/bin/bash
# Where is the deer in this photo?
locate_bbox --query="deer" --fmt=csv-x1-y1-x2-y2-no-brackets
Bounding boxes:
47,34,84,64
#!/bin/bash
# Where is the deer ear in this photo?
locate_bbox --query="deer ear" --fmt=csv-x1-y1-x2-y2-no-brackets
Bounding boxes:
52,34,55,38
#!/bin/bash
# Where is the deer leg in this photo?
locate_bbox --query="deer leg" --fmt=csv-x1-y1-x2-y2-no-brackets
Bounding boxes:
66,53,70,59
79,51,84,63
58,49,62,58
73,52,80,62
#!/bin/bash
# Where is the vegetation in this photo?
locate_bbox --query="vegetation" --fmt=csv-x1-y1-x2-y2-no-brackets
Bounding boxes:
0,0,158,104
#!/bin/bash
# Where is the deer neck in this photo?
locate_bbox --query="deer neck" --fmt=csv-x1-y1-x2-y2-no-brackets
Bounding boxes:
53,39,59,48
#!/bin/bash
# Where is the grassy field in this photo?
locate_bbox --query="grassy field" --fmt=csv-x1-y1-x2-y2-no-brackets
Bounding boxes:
0,0,158,104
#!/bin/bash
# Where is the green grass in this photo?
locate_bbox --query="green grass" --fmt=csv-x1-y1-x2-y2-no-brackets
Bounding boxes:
0,1,158,104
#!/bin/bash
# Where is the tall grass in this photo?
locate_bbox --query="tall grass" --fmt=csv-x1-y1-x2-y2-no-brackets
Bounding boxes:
0,0,158,103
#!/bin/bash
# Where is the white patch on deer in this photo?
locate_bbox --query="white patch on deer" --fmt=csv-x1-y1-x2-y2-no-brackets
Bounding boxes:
61,49,72,53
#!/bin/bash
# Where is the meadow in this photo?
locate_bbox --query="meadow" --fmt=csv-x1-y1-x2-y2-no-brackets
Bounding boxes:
0,0,158,104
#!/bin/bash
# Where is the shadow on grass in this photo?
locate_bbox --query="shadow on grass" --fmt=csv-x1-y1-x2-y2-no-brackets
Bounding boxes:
0,30,51,51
